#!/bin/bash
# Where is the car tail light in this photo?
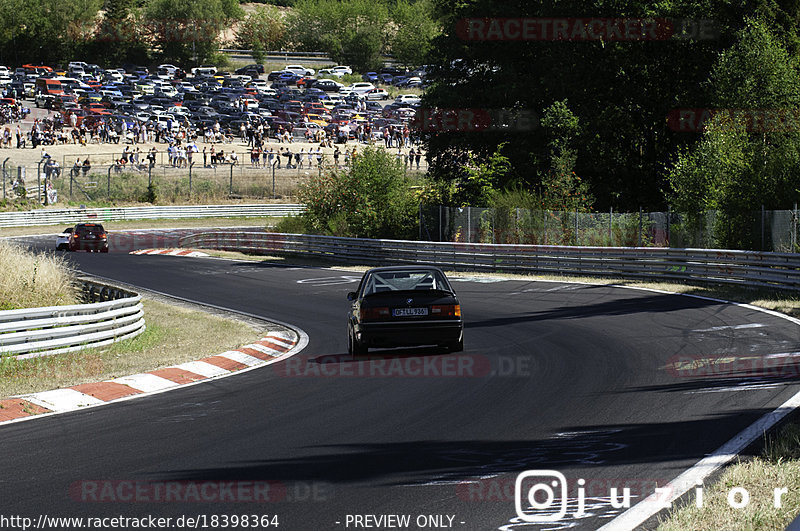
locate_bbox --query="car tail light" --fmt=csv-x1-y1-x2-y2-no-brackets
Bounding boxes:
361,307,390,321
431,304,461,317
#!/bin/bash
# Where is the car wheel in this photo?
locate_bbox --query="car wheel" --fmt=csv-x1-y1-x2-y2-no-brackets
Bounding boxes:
101,247,109,253
349,326,367,357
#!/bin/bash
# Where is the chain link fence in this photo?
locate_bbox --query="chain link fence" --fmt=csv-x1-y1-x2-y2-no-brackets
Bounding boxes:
421,205,800,251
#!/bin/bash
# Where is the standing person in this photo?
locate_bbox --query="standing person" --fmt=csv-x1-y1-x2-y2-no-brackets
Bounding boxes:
415,149,421,170
307,148,313,168
409,148,416,169
333,147,340,168
202,146,208,167
298,147,305,169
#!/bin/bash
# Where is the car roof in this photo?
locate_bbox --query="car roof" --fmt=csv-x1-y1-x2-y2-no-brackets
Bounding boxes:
365,265,446,274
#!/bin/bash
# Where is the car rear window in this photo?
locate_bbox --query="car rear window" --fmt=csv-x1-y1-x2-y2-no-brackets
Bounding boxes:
364,270,449,295
76,224,105,235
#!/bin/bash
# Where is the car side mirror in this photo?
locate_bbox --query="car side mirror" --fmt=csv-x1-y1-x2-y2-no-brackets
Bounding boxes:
346,292,357,301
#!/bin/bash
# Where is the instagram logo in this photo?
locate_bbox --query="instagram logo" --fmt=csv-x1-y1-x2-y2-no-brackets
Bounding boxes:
514,470,567,522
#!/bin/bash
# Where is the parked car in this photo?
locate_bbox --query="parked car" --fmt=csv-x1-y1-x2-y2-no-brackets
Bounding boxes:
346,266,464,355
284,64,315,76
364,88,389,100
362,72,380,83
395,94,421,105
67,223,109,253
314,79,344,92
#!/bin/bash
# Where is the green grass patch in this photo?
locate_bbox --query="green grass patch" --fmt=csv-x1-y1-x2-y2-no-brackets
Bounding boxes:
0,298,267,398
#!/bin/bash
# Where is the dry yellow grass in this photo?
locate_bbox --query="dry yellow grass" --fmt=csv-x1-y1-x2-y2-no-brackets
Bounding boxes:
658,424,800,530
0,239,79,310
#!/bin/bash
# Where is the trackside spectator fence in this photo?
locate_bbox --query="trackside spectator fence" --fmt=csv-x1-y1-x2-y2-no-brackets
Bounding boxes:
420,205,800,253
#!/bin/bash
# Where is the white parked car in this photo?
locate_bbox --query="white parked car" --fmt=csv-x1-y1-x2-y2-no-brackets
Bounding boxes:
395,94,421,105
364,88,389,100
347,82,376,95
285,64,315,76
191,65,217,76
332,65,353,75
317,68,345,78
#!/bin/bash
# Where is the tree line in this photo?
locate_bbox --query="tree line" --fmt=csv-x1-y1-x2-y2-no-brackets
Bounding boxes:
0,0,439,71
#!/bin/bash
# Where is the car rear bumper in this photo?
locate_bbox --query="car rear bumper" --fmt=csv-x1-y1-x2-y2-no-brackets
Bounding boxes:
69,241,108,251
357,320,463,347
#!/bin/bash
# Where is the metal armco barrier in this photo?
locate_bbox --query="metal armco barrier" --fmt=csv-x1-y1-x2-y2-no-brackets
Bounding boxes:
0,280,145,360
0,204,304,228
179,231,800,291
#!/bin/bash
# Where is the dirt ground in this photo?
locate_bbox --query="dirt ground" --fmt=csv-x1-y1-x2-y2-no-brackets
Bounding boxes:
1,105,424,170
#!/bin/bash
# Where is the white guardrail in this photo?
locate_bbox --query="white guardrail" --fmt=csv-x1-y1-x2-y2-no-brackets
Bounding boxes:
178,231,800,291
0,204,305,228
0,281,145,360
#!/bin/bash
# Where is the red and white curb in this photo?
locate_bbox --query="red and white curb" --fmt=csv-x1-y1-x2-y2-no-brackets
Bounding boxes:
131,249,209,257
0,330,303,424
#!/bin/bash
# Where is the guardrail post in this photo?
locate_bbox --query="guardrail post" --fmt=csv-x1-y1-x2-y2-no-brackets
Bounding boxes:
229,163,234,196
609,207,613,245
107,165,112,198
761,205,765,251
794,203,798,253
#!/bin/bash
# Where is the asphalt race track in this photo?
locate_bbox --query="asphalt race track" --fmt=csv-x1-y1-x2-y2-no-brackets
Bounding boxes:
3,244,800,530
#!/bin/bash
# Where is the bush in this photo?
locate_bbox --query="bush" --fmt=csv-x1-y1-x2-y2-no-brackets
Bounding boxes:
295,146,418,239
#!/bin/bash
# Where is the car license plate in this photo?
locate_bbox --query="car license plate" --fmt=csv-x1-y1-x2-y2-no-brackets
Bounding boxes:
393,307,428,317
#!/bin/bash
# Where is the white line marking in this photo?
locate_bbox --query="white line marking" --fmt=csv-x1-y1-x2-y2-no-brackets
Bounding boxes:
692,323,767,332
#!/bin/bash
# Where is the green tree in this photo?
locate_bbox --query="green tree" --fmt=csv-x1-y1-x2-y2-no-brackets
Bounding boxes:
142,0,243,65
0,0,102,64
539,100,592,211
235,5,287,55
667,19,800,249
288,0,389,71
390,0,441,67
297,146,419,239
